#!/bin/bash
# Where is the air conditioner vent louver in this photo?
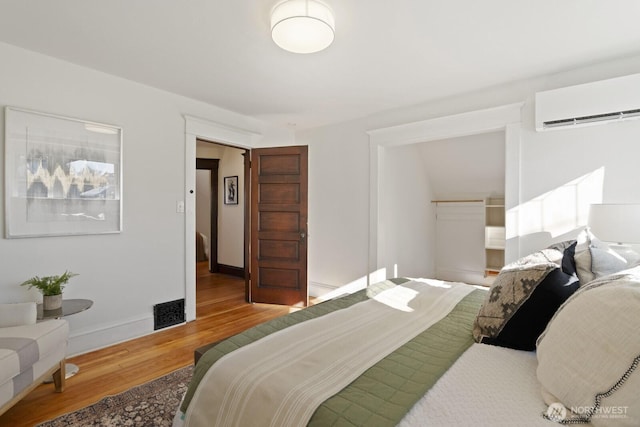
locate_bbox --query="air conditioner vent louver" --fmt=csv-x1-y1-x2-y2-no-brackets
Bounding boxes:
535,73,640,131
543,108,640,129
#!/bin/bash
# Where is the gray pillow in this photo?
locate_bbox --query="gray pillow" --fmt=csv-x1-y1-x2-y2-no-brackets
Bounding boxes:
574,228,640,285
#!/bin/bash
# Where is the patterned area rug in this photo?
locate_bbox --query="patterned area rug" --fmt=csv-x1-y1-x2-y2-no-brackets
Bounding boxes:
37,365,193,427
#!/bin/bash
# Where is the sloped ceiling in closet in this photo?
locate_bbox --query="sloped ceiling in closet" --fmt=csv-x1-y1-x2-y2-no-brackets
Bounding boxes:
418,131,505,199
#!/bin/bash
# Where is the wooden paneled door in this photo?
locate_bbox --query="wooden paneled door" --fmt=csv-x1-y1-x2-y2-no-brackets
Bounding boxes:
250,146,308,306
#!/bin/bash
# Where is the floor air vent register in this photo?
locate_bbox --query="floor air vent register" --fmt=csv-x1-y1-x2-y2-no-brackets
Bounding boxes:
153,299,185,330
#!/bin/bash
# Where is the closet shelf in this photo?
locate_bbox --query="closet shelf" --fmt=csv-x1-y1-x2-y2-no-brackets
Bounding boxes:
484,197,505,284
431,199,483,204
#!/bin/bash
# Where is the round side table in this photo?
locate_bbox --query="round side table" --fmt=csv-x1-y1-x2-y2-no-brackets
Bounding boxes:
37,298,93,320
38,298,93,380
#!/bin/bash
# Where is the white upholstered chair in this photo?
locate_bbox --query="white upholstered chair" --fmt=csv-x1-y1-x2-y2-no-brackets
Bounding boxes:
0,302,69,416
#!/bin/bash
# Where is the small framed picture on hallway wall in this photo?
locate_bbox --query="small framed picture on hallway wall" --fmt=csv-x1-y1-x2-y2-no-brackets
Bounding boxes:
224,176,238,205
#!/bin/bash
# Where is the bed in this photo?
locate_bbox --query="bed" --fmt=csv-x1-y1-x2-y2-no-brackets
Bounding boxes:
174,228,640,426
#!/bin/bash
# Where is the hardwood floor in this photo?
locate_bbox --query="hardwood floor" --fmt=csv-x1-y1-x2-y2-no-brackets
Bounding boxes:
0,263,297,426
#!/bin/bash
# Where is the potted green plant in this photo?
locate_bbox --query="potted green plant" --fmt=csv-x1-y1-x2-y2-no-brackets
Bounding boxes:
20,271,78,310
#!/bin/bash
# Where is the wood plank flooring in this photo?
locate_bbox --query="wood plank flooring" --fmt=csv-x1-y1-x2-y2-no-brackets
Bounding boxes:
0,263,297,426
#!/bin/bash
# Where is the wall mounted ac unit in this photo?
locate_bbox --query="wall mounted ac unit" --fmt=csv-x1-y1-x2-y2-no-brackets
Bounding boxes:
535,73,640,131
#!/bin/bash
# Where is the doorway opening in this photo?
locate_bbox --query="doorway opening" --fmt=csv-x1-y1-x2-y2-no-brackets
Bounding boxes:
195,157,219,272
195,139,249,313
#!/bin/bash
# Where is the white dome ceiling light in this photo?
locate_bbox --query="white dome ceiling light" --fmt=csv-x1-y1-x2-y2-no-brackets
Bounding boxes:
271,0,335,54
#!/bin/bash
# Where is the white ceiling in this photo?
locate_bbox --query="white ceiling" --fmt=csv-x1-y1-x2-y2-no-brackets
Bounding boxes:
1,1,640,130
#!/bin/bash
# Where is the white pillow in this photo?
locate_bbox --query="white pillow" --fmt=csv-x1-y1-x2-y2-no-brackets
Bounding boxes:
536,269,640,426
0,302,37,327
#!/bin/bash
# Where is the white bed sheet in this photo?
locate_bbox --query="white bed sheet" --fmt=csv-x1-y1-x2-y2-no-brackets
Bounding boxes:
399,343,590,426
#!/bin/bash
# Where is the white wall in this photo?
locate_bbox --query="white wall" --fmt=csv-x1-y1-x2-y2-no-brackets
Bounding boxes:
516,102,640,255
382,144,436,279
300,53,640,292
299,123,372,295
0,42,288,355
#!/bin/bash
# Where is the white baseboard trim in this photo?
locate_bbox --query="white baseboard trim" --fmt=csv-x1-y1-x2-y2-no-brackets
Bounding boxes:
435,268,485,286
309,281,339,298
67,314,155,357
310,280,370,301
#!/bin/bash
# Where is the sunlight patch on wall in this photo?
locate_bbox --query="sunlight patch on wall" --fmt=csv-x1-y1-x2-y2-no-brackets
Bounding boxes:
369,268,387,287
507,167,604,239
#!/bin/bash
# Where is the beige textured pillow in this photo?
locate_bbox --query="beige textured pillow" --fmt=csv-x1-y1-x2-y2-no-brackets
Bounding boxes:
472,249,560,344
536,269,640,426
0,302,37,327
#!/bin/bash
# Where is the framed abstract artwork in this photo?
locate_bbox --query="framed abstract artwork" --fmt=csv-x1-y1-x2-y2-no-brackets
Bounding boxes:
4,107,123,238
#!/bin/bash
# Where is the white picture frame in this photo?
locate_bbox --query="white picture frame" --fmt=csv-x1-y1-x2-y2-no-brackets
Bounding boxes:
4,107,123,238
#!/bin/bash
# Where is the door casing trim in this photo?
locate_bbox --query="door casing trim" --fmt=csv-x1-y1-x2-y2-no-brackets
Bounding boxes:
184,115,261,321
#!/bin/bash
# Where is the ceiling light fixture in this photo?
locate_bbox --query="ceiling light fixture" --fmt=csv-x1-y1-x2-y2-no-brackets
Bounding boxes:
271,0,335,54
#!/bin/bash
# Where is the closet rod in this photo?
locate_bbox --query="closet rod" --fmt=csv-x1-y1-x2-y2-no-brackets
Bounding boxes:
431,199,483,204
